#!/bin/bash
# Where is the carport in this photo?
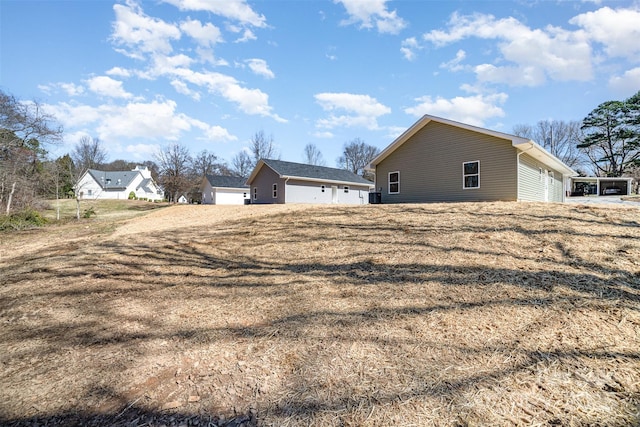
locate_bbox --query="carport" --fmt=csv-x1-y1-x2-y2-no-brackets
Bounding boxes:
570,177,634,196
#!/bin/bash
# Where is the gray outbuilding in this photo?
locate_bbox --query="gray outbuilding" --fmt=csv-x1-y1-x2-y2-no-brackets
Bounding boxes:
246,159,374,204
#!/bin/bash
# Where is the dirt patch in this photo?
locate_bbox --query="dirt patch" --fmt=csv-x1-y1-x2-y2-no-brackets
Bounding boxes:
1,201,639,426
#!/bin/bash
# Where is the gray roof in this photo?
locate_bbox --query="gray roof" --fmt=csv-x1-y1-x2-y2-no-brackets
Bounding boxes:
87,169,138,189
204,174,248,188
258,159,373,186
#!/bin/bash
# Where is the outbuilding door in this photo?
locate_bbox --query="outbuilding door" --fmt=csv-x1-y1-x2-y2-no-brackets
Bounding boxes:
543,169,549,202
331,186,338,203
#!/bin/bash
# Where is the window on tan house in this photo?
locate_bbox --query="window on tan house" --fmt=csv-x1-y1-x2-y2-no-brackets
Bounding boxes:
253,187,257,200
389,171,399,194
463,161,480,189
272,183,277,198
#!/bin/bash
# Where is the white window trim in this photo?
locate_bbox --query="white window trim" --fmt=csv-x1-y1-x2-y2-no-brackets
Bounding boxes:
272,183,277,198
321,185,325,193
549,171,554,187
463,160,480,190
344,186,349,193
388,171,400,194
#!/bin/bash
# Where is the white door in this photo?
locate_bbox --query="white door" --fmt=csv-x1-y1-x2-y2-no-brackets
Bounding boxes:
331,186,338,204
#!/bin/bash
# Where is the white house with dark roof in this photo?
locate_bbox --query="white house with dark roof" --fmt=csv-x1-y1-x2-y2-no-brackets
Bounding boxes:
246,159,374,204
201,175,250,205
75,166,164,201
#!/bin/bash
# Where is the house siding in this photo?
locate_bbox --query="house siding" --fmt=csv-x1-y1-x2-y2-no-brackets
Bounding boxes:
284,179,369,204
251,165,286,204
517,153,564,202
376,121,518,203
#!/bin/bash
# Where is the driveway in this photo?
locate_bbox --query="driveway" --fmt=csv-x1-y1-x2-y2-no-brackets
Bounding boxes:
566,196,640,206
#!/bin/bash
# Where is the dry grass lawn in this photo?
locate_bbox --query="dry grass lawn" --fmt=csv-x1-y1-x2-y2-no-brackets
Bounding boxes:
0,200,639,426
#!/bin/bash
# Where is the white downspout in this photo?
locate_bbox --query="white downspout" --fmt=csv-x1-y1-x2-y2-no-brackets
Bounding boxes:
284,177,290,203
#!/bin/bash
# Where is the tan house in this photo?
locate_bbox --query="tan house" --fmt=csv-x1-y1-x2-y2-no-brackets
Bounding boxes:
367,115,576,203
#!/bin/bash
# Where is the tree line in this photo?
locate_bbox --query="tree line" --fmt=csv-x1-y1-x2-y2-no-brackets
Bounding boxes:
0,89,381,214
3,87,638,218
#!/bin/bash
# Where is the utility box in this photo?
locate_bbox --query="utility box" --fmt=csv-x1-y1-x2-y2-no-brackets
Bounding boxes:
369,192,382,204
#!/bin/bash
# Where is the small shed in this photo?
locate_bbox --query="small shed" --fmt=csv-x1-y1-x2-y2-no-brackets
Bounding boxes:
246,159,374,204
201,175,249,205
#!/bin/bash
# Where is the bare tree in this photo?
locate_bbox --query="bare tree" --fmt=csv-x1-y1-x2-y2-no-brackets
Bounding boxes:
249,130,279,164
71,136,107,174
191,150,231,177
230,151,254,178
154,143,192,203
512,120,586,170
337,138,379,180
302,143,326,166
0,90,62,214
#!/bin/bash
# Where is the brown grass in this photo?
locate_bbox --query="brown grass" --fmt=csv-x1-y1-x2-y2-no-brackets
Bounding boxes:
0,201,639,426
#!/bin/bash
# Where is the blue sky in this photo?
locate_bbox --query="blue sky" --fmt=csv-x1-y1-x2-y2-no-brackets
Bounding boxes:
1,0,639,168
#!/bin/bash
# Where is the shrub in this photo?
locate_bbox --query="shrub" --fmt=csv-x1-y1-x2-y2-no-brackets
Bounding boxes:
128,191,137,200
0,208,48,232
82,206,96,218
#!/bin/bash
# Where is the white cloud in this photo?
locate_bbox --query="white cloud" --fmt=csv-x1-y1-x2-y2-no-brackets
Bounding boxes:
161,0,267,28
401,37,421,61
111,2,181,57
404,93,508,126
570,7,640,59
40,82,85,96
45,99,235,145
86,76,133,99
170,79,201,100
201,125,238,142
609,67,640,95
180,18,223,47
313,131,335,138
423,12,593,86
440,49,466,72
245,58,275,79
234,28,257,43
315,92,391,130
125,143,162,159
168,68,285,121
106,67,132,78
335,0,407,34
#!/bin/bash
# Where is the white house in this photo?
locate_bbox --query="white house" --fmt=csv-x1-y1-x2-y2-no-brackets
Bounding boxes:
76,166,164,201
246,159,374,204
201,175,250,205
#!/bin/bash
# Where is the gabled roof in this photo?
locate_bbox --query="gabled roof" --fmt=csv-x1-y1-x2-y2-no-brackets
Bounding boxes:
247,159,374,187
367,114,577,176
87,169,139,190
204,174,248,189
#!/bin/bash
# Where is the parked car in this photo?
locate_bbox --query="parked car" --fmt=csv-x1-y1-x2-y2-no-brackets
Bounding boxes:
603,187,622,195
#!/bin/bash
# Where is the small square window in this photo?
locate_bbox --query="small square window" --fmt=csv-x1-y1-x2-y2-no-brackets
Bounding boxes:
321,185,325,193
463,161,480,189
344,186,349,193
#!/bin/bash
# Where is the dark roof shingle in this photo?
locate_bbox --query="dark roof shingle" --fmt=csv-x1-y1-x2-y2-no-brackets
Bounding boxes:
205,175,248,188
261,159,373,185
